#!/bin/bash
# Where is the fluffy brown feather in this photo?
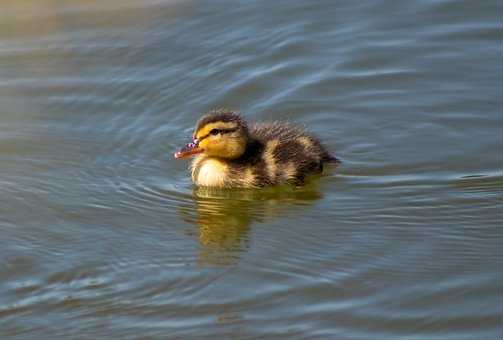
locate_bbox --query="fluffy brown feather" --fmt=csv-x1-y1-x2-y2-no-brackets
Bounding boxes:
176,110,338,188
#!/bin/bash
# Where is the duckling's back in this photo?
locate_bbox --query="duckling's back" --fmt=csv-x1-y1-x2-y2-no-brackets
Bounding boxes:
229,122,337,187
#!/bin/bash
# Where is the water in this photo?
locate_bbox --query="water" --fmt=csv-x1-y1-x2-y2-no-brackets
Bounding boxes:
1,1,503,338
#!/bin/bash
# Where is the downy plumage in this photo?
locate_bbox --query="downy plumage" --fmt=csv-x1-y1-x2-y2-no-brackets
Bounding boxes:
174,109,339,188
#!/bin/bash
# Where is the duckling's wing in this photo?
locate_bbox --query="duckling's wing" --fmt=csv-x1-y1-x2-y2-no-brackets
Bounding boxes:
251,122,336,164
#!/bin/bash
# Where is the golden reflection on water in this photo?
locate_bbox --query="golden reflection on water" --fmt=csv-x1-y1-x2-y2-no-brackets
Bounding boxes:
179,183,323,266
0,0,176,39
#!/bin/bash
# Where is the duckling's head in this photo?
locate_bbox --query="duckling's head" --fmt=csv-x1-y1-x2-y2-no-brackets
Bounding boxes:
174,110,249,160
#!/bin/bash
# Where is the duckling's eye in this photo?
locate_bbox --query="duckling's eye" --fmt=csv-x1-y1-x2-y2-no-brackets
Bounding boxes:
210,129,220,136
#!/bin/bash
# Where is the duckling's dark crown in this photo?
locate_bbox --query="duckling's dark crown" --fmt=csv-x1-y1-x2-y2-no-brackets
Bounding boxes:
195,109,248,133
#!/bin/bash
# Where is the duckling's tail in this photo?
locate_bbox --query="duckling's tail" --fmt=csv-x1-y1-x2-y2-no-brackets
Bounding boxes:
323,154,341,165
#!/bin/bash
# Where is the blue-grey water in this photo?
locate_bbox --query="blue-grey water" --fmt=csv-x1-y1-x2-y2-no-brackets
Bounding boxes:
1,1,503,339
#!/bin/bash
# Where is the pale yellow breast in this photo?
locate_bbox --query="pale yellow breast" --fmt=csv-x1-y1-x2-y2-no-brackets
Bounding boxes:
191,157,228,187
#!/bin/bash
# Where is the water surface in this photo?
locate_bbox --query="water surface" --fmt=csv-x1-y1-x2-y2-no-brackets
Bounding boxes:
1,1,503,339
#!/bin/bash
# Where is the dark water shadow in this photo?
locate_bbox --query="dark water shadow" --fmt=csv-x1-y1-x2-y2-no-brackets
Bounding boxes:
178,181,324,266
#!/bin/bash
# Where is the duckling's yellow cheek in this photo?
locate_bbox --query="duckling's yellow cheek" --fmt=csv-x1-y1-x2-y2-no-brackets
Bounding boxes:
199,137,222,153
198,138,213,151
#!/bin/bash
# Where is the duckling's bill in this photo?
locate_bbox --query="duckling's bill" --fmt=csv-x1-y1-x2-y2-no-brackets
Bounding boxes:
174,140,203,159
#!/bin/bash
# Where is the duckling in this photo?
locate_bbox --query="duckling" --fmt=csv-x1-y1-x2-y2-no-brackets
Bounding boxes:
174,109,339,188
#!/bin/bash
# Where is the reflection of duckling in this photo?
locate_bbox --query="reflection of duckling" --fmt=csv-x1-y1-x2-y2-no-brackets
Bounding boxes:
178,185,323,266
174,109,339,188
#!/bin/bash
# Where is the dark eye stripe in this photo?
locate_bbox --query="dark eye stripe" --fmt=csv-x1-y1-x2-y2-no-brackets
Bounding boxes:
220,128,238,134
198,127,238,142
